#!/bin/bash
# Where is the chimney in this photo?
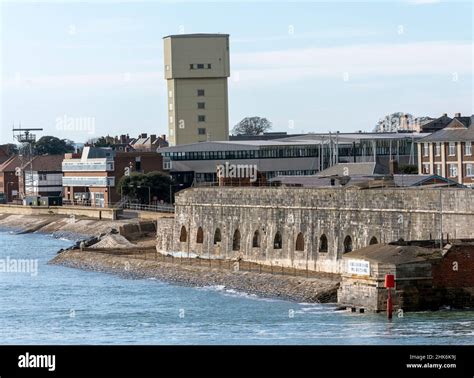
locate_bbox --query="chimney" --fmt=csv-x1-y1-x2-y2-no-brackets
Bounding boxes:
150,134,156,143
120,134,126,143
455,113,461,118
443,113,447,117
141,133,147,138
161,134,166,141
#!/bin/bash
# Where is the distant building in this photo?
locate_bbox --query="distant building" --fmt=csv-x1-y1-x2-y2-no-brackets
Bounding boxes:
62,146,165,207
131,133,168,151
160,132,428,187
0,156,21,202
163,33,230,145
417,114,474,187
421,113,453,133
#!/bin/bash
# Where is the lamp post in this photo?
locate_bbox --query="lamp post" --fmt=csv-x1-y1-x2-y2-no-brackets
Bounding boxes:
169,183,184,205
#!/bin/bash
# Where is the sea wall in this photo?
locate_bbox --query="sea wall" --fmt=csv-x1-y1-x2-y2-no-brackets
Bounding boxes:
0,204,119,220
156,187,474,273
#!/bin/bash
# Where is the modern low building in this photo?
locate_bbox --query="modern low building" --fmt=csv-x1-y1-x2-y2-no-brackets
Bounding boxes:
22,155,64,197
417,114,474,187
160,132,429,187
62,146,164,207
164,33,230,145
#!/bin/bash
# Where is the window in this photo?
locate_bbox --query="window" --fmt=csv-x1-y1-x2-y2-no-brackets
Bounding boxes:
449,164,457,177
168,90,173,98
467,163,473,177
232,229,241,251
436,164,441,176
207,64,211,69
196,227,203,244
189,64,194,70
423,143,429,157
435,143,441,156
423,163,430,174
343,235,353,253
295,232,304,251
252,230,260,248
319,235,328,252
169,116,173,123
197,102,205,109
465,142,472,156
165,65,170,71
197,89,205,96
179,226,187,243
198,128,206,135
169,103,173,111
273,232,282,249
449,142,456,156
198,115,206,122
197,63,204,69
213,228,221,244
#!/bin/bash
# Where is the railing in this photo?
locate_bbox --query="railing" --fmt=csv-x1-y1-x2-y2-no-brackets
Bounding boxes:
122,202,175,213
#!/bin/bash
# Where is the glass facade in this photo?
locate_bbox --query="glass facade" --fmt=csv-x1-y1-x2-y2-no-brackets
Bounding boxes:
62,176,115,187
62,161,113,171
163,139,416,161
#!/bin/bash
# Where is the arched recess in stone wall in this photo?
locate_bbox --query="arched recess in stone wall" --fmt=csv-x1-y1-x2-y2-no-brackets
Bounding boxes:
214,228,222,244
343,235,353,253
179,226,187,243
295,232,304,251
369,236,378,245
319,234,328,252
273,231,282,249
252,230,261,248
196,227,204,244
232,229,241,251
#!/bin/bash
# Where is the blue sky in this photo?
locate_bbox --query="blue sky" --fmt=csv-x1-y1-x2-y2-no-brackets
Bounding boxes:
0,0,472,144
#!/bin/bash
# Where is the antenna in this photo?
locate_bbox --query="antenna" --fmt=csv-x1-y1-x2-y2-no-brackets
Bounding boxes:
12,124,43,199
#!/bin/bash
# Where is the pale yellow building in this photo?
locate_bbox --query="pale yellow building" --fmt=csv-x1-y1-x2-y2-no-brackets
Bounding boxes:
163,34,230,145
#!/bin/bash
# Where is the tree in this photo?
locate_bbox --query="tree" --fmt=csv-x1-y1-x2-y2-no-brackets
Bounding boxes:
117,171,172,204
232,117,272,136
93,136,115,147
33,136,75,155
0,143,19,156
398,165,418,174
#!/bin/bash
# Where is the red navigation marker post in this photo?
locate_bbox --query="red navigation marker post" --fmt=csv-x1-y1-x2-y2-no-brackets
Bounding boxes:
385,274,395,320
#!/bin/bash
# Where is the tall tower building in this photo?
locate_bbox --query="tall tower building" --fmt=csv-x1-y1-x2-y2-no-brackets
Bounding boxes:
163,34,230,145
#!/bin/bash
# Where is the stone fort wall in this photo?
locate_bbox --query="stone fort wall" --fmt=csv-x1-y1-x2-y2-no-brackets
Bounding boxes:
156,187,474,273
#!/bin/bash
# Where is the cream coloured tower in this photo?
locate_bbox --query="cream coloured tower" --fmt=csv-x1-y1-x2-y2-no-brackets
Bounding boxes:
163,34,230,145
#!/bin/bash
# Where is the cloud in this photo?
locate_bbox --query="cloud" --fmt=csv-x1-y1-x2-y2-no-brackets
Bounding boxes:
229,41,472,87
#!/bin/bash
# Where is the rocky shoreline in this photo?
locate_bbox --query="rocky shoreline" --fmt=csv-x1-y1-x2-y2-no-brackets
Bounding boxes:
50,249,341,303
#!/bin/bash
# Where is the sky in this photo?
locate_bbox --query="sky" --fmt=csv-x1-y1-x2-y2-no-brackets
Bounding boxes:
0,0,472,144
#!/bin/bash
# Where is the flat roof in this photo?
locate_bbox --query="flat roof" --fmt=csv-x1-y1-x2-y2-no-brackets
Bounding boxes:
163,33,229,39
160,132,429,153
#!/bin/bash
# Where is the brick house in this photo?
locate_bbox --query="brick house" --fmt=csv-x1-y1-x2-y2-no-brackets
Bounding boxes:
417,113,474,187
0,156,21,202
62,146,165,207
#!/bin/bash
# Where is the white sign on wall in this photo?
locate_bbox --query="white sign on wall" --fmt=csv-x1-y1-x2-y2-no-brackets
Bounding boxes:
347,259,370,276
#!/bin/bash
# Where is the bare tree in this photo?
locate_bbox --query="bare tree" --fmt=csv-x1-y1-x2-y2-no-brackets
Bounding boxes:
232,117,272,136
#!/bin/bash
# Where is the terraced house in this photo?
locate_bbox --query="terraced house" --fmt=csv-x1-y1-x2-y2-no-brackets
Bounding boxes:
417,114,474,187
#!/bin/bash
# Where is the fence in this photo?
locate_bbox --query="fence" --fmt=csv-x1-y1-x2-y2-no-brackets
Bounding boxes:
121,203,174,213
83,246,337,279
